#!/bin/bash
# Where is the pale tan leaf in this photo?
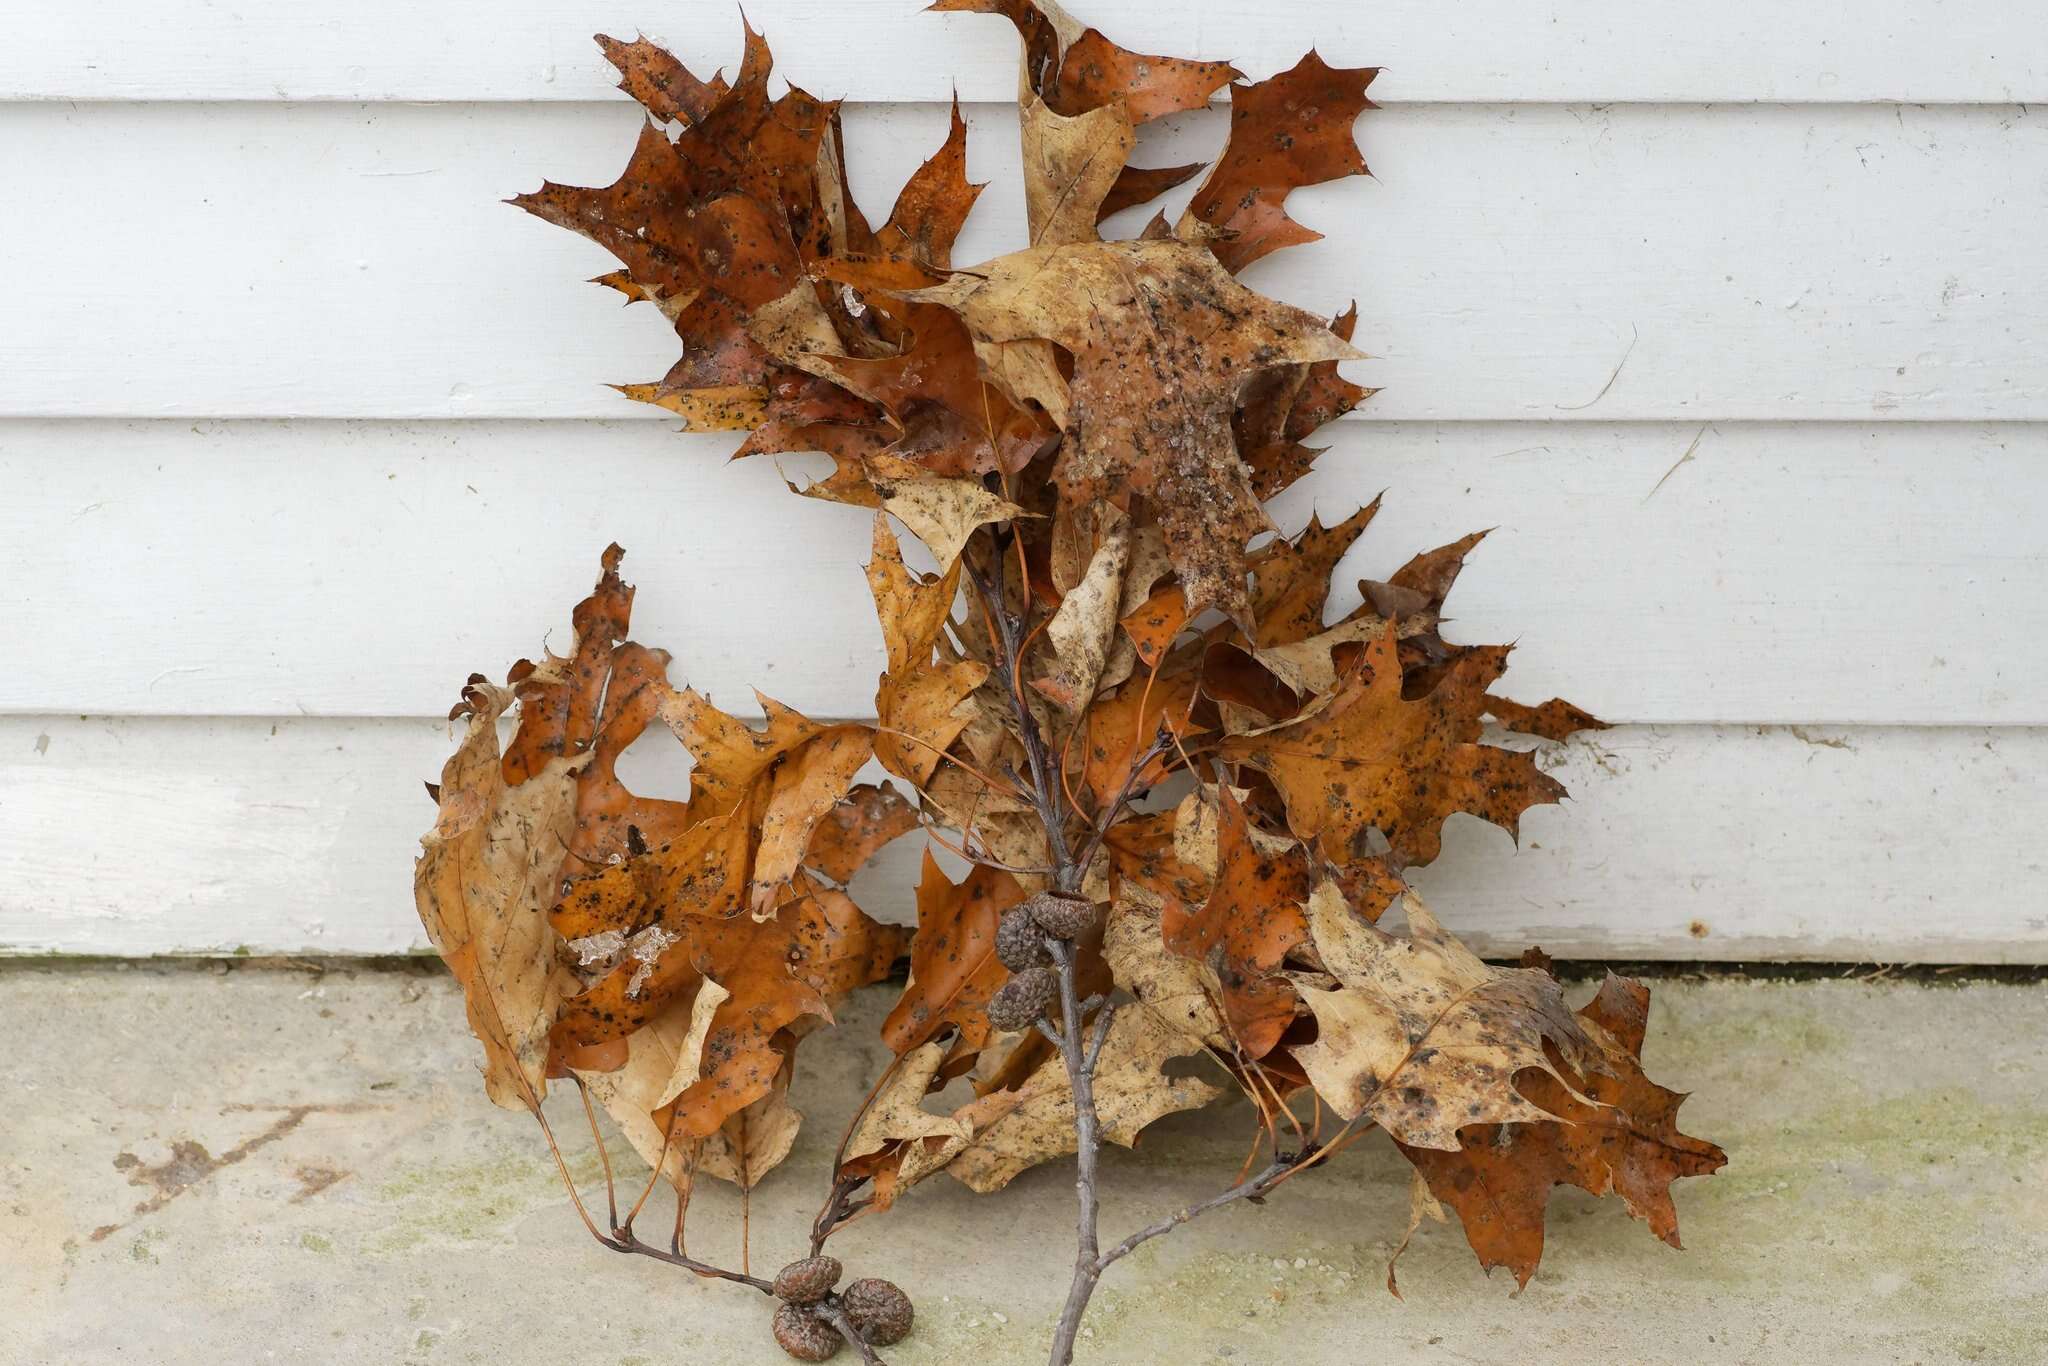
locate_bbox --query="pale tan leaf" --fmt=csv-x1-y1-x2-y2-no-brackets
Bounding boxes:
843,1041,976,1191
974,336,1071,427
1032,512,1131,711
655,978,733,1109
1021,97,1135,246
414,681,583,1111
571,977,731,1189
947,1007,1223,1192
1103,882,1229,1051
1253,614,1392,696
745,281,850,368
1287,883,1604,1150
696,1071,805,1191
875,468,1029,568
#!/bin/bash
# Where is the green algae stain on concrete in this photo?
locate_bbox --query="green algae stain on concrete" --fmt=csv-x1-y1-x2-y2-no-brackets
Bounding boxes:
371,1145,607,1253
1644,981,1849,1079
1078,1244,1380,1359
299,1231,334,1254
1706,1089,2048,1200
127,1227,166,1265
1612,1084,2048,1324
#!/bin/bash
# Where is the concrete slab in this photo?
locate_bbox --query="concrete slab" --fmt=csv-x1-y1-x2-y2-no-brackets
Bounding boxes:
2,964,2043,1365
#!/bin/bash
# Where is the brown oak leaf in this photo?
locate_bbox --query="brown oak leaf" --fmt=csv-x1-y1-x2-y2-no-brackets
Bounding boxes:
415,679,582,1111
1181,52,1379,273
1397,975,1726,1287
1160,786,1314,1060
1221,620,1565,867
908,238,1359,626
881,854,1027,1061
1288,882,1607,1150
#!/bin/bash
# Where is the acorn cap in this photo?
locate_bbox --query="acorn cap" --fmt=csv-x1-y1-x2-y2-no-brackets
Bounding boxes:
841,1278,914,1346
772,1302,843,1361
986,964,1058,1031
1026,890,1096,939
995,905,1050,972
772,1255,842,1305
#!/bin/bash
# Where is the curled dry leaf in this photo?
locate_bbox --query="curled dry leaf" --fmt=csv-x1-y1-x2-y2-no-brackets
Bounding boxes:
866,514,990,786
1221,622,1566,868
881,854,1027,1065
1396,975,1727,1287
945,1006,1224,1193
415,679,582,1111
838,1041,977,1208
1288,883,1606,1149
1180,52,1380,273
1031,510,1130,711
1159,786,1314,1060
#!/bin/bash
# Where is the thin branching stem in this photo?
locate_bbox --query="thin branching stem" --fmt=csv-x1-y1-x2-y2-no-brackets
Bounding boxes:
1090,1159,1293,1272
959,518,1375,1363
1044,938,1104,1366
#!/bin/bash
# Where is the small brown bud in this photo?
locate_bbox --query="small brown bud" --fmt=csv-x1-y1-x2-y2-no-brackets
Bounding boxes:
841,1278,914,1346
772,1256,842,1305
1026,890,1096,939
772,1303,843,1361
995,906,1050,972
986,964,1057,1031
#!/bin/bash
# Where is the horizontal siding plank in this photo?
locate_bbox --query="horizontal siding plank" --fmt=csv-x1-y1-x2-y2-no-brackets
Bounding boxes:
4,102,2044,421
6,0,2043,104
7,419,2044,725
2,715,2038,961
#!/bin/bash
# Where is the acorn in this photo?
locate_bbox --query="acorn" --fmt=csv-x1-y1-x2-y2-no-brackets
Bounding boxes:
986,964,1057,1031
1026,890,1096,940
772,1255,842,1305
840,1277,914,1346
995,905,1050,971
772,1302,843,1361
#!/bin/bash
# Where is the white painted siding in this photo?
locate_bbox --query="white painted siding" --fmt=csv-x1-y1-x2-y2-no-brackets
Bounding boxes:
5,0,2044,958
5,716,2041,961
9,1,2041,104
7,102,2045,421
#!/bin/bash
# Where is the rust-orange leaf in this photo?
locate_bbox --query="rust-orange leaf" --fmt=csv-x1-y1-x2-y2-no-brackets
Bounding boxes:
596,32,728,124
881,854,1027,1059
1182,53,1379,273
1398,975,1726,1287
1161,787,1314,1059
1220,622,1565,867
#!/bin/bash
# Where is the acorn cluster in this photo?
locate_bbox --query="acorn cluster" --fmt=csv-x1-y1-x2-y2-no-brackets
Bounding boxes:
769,1256,914,1360
986,892,1097,1031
